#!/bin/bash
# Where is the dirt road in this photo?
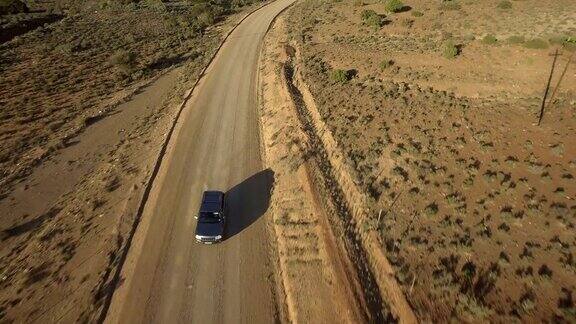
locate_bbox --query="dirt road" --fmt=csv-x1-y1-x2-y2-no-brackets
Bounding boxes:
104,0,295,322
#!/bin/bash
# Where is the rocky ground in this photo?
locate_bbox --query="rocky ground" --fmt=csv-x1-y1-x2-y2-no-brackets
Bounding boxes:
0,0,267,322
286,0,576,322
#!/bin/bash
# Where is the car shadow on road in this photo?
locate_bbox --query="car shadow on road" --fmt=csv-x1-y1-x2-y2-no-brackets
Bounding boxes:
224,168,274,240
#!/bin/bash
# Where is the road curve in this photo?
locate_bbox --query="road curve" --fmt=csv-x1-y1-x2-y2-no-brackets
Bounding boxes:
104,1,295,322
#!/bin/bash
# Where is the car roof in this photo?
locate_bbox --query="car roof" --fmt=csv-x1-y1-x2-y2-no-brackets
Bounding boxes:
203,190,224,201
200,191,224,213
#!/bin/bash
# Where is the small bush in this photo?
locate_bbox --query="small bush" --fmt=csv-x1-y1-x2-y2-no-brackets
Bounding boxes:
565,37,576,52
366,15,383,28
482,34,498,45
361,9,375,20
196,11,215,29
361,9,383,28
411,10,423,17
109,50,137,74
380,59,394,70
497,0,512,9
385,0,404,13
443,40,459,59
523,38,549,49
331,69,350,84
424,203,439,216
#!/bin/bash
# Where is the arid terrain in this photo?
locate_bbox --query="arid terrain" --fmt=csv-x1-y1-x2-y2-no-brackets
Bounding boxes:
279,0,576,322
0,0,269,322
1,0,575,322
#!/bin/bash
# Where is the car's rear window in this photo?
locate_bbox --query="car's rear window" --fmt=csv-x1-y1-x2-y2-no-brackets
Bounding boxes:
199,212,221,223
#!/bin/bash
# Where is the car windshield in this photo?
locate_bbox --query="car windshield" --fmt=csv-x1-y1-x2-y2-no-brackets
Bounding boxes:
198,212,221,223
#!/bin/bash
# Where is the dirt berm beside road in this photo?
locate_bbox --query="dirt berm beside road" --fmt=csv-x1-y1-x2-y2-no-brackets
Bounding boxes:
259,14,370,323
258,7,422,323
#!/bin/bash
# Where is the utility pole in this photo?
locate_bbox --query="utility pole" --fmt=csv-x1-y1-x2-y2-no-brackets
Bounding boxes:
538,49,560,126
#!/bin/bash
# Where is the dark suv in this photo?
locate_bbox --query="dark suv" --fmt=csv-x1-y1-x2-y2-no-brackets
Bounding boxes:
195,191,226,244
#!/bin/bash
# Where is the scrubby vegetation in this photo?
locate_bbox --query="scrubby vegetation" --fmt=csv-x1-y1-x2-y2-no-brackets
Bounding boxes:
443,40,459,58
384,0,404,13
288,0,576,322
0,1,268,321
0,0,267,200
109,49,138,75
331,69,351,83
1,0,264,43
361,9,383,29
482,34,498,45
379,59,393,70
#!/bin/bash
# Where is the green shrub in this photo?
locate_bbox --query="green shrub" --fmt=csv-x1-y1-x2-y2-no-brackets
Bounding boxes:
565,37,576,52
361,9,375,20
385,0,404,13
188,2,223,30
482,34,498,45
443,40,459,59
331,69,350,83
361,9,383,28
411,10,423,17
380,59,394,70
497,0,512,9
197,11,215,28
366,15,383,28
424,203,439,216
109,50,137,73
523,38,549,49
